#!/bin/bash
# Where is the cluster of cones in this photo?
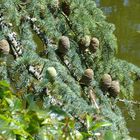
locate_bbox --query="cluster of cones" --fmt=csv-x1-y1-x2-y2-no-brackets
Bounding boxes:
101,74,120,98
78,35,99,53
57,35,120,98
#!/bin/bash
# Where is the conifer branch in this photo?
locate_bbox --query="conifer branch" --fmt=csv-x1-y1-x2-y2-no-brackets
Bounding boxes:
60,10,78,36
117,98,140,106
26,17,51,45
89,88,100,110
1,1,140,138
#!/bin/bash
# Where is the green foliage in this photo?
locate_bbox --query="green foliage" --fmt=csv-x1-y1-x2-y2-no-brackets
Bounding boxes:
0,81,114,140
0,0,140,139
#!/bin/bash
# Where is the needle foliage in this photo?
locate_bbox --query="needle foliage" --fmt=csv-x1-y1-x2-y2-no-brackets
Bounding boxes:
0,0,140,139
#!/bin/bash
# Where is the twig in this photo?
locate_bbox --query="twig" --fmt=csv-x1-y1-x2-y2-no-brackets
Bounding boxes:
60,10,78,36
89,88,100,110
117,98,140,106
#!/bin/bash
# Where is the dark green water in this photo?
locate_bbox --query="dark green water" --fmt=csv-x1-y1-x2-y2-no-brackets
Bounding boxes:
96,0,140,139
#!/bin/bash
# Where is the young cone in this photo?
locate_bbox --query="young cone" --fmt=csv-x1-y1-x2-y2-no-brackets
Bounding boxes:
58,36,70,54
89,37,99,53
109,80,120,98
78,35,91,52
0,39,10,55
101,74,112,91
79,69,94,86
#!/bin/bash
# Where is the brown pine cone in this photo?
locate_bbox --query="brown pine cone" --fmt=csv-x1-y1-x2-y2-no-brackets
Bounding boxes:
89,37,99,53
101,74,112,91
0,39,10,55
58,36,70,54
109,80,120,98
61,1,71,16
79,69,94,86
78,35,91,51
84,69,94,78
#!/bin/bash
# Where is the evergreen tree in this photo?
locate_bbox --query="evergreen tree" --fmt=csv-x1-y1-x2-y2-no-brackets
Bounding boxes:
0,0,140,139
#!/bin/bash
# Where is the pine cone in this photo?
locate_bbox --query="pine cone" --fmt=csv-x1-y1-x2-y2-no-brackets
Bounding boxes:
101,74,112,91
0,39,10,55
47,67,57,78
61,1,71,16
40,7,46,19
58,36,70,54
109,80,120,98
79,69,94,86
84,69,94,78
89,37,99,53
78,35,91,51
